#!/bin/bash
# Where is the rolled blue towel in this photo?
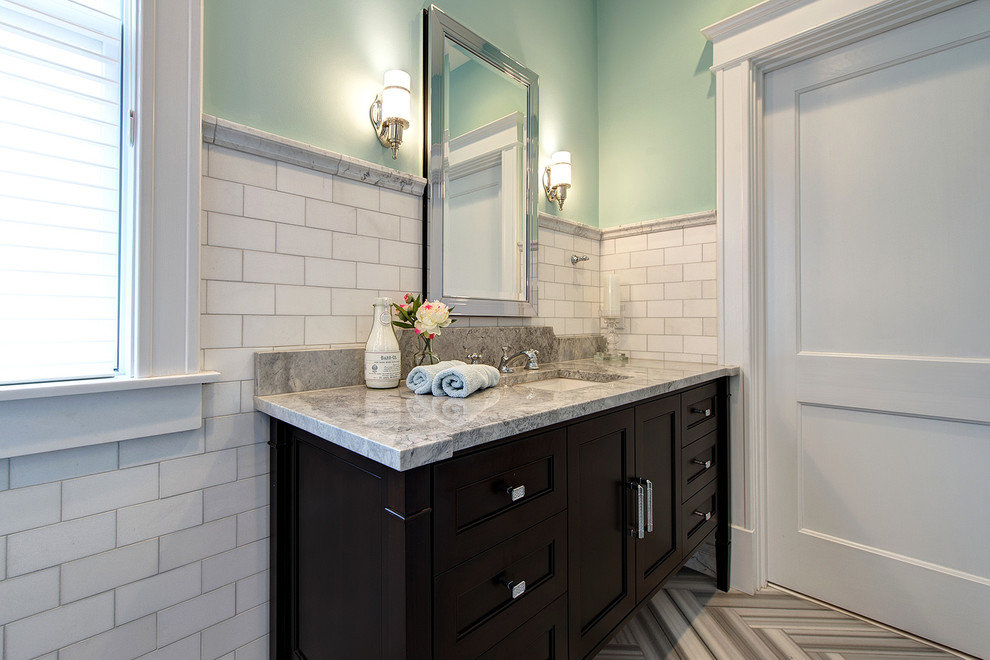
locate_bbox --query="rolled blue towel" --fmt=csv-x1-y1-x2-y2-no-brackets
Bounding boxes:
405,360,465,394
431,364,500,398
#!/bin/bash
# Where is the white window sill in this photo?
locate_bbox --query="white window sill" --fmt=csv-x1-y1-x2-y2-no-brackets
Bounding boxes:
0,372,219,402
0,372,221,460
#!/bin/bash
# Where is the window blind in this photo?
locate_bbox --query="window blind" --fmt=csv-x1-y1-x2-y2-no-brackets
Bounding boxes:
0,0,124,385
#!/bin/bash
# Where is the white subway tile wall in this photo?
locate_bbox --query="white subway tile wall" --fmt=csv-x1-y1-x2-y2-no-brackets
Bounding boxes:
534,230,602,336
0,438,268,659
0,137,717,658
602,222,718,364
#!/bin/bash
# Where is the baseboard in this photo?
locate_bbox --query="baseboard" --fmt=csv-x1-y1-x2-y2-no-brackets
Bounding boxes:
729,524,757,594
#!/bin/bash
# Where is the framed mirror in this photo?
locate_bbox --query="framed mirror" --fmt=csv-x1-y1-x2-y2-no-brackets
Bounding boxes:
426,5,539,316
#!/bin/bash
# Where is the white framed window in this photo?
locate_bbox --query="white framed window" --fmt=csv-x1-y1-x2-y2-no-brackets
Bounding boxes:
0,0,131,386
0,0,214,459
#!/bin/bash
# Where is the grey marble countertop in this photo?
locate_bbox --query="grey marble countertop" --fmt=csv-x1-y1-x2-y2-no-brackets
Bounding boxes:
254,358,739,471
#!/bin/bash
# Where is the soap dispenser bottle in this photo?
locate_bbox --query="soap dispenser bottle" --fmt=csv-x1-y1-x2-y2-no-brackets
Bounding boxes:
364,297,401,389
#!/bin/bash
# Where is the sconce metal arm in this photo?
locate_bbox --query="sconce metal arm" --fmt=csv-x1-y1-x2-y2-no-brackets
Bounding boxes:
543,165,568,210
370,95,408,159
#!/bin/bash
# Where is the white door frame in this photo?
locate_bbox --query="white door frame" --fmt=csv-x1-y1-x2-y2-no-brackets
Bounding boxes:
703,0,976,594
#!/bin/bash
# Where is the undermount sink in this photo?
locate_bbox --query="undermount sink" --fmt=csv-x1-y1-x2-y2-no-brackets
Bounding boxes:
503,368,630,391
513,377,604,392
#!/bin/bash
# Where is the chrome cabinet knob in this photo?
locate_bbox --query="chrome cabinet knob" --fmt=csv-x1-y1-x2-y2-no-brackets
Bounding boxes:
691,407,712,417
506,485,525,502
692,458,712,469
500,577,526,599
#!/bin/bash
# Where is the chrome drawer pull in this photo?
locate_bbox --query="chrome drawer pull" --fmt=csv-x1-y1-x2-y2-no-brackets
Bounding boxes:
691,407,712,417
692,458,712,470
500,577,526,599
506,485,526,502
693,510,712,521
628,481,645,539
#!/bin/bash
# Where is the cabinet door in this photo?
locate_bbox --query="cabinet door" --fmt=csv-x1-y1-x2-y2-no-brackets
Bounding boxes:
567,408,636,660
634,395,682,600
272,424,432,660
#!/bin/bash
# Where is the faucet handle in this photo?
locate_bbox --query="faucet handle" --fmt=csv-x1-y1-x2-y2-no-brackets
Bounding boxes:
466,353,482,364
499,346,514,373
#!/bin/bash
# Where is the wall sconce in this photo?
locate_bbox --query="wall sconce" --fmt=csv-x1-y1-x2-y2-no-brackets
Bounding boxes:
370,70,411,159
543,151,571,209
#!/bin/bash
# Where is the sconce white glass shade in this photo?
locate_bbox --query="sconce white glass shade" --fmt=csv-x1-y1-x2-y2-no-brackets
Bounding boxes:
549,151,571,187
381,70,411,123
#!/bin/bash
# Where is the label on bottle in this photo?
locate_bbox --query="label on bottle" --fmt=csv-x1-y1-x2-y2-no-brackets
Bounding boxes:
365,351,400,384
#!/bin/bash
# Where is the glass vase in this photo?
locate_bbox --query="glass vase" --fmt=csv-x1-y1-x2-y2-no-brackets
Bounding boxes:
414,337,440,365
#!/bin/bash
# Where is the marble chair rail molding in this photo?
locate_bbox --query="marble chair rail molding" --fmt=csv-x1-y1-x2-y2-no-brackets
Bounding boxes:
203,114,427,195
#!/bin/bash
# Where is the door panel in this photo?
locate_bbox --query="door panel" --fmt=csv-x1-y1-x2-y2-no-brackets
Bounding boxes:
797,405,990,576
765,2,990,655
795,34,990,360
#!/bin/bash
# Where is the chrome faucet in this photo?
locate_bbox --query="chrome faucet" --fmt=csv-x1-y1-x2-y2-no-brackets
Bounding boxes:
499,346,539,373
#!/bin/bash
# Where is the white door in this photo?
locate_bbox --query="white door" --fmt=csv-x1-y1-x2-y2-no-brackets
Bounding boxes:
764,1,990,656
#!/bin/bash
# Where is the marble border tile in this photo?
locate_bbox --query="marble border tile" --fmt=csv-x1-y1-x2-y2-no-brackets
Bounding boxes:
537,210,717,241
538,212,602,240
202,115,426,195
601,210,716,240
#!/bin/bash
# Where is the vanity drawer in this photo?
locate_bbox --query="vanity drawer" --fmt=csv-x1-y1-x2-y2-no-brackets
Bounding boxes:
681,381,719,446
681,430,718,502
681,480,718,554
477,595,567,660
433,428,566,572
435,512,567,660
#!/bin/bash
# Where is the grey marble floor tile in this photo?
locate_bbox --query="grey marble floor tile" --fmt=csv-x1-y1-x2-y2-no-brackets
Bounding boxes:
595,568,966,660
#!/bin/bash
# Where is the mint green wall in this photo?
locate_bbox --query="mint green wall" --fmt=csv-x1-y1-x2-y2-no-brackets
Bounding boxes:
204,0,600,225
597,0,760,227
205,0,762,229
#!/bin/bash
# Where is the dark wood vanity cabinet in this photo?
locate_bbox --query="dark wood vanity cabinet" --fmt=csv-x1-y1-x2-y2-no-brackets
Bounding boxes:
270,377,728,660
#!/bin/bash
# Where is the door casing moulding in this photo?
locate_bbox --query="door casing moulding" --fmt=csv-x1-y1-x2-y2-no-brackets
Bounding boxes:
702,0,975,593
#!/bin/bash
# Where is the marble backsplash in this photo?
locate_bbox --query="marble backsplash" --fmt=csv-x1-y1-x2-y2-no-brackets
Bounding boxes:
400,326,603,372
255,326,605,396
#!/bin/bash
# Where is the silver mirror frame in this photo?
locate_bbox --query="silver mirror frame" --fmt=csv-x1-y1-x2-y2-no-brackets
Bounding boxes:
425,5,539,317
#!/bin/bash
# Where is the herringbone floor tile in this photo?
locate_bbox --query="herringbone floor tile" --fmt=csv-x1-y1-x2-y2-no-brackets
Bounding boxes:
596,568,975,660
